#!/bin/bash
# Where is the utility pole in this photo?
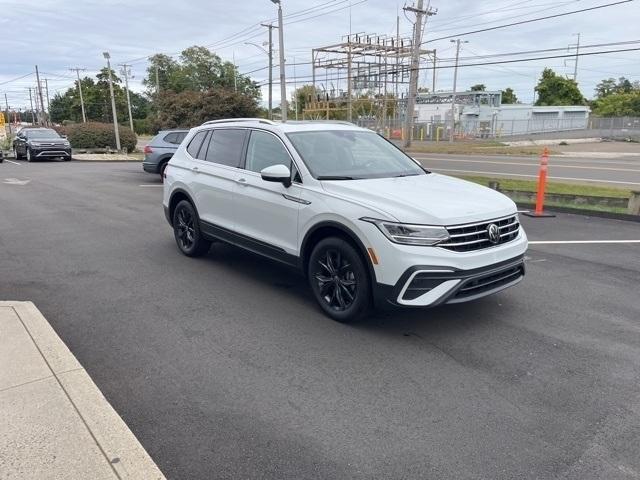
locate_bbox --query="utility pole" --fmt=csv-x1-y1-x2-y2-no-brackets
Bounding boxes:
571,33,580,81
232,52,238,92
449,38,468,143
28,88,36,125
4,93,9,127
119,63,135,132
70,68,87,122
103,52,121,152
272,0,287,122
293,55,298,120
35,65,47,126
45,79,51,121
403,1,436,148
432,49,437,93
347,36,353,122
155,65,160,95
260,23,275,120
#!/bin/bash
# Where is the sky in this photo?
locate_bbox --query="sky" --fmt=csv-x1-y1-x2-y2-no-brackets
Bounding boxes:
1,0,639,112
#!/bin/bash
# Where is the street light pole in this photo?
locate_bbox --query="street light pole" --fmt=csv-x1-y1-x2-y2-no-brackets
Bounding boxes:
271,0,287,122
260,23,275,120
103,52,121,152
449,39,468,144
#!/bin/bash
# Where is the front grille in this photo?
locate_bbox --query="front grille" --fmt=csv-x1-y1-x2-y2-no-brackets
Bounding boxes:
438,215,520,252
452,264,524,301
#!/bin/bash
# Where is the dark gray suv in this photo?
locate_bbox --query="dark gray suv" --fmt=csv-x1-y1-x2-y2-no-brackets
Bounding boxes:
13,128,72,162
143,130,189,177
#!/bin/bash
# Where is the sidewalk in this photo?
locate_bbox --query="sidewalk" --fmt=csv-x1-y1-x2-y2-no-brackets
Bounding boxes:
0,301,165,480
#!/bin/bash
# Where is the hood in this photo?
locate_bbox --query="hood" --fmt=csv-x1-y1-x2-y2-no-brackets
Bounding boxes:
321,173,516,225
29,137,68,144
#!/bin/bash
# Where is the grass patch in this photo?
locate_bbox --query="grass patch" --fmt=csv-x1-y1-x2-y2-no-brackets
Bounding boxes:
457,175,631,199
404,142,558,156
515,200,629,215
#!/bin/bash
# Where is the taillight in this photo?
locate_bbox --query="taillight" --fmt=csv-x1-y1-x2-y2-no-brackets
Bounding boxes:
143,145,152,154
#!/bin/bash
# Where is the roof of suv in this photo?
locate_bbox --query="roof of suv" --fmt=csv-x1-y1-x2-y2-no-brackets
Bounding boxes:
198,119,366,133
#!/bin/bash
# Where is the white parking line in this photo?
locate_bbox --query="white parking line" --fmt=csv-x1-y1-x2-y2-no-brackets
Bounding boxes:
6,160,21,165
139,184,163,187
529,240,640,245
430,167,640,186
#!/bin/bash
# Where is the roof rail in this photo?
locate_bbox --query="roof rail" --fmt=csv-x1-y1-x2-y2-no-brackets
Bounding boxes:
201,118,276,126
285,120,355,126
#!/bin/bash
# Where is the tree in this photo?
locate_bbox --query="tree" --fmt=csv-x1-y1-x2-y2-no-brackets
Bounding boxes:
501,87,518,104
143,46,260,100
595,77,637,99
534,68,584,106
293,85,317,114
470,84,486,91
152,89,259,130
49,72,149,126
592,91,640,116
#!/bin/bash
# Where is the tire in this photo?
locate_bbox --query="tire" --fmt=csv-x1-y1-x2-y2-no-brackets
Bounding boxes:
172,200,211,257
26,148,33,162
14,148,23,160
65,155,72,161
307,237,371,323
160,161,168,180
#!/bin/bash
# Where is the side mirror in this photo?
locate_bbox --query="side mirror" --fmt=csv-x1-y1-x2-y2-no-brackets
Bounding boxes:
260,164,291,188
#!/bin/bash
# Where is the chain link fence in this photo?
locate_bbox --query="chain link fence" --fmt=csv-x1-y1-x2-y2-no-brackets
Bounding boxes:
356,117,640,142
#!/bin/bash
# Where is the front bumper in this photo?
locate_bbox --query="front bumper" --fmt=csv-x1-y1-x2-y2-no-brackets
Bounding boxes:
374,254,525,308
31,147,72,158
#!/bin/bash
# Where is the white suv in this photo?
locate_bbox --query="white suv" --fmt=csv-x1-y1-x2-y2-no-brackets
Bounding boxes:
163,119,527,322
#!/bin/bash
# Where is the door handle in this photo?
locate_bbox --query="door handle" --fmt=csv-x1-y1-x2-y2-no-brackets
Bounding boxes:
191,166,199,173
236,178,248,186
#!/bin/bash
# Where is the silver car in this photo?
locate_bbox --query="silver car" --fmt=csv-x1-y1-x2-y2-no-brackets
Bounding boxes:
142,129,189,177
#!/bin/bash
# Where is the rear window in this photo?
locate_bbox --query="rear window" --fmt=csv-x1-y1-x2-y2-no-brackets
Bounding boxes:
163,132,187,145
186,131,208,158
203,129,247,168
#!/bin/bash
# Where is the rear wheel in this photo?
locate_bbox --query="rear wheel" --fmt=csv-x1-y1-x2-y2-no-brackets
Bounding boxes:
308,237,371,323
172,200,210,257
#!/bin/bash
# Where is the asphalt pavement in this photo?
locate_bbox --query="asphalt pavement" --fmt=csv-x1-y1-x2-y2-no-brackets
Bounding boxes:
1,160,640,480
412,153,640,188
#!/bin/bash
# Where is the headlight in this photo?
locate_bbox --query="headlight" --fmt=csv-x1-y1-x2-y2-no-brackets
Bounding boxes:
361,217,450,246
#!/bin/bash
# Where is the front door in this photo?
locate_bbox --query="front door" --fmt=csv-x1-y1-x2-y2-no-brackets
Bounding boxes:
232,129,302,262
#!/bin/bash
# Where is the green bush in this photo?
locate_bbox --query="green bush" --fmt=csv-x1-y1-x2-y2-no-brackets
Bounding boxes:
66,122,137,152
133,118,152,135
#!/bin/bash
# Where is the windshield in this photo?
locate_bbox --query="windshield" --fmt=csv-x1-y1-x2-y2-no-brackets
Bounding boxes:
26,129,60,139
287,130,426,180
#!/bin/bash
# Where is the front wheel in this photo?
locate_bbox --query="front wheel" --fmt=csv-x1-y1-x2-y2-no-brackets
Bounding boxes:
14,148,23,160
26,148,33,162
308,237,371,323
172,200,210,257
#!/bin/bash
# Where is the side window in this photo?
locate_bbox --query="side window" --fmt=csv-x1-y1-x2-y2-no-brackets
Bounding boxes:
245,130,292,174
163,133,178,144
204,129,246,168
175,132,188,143
186,131,208,158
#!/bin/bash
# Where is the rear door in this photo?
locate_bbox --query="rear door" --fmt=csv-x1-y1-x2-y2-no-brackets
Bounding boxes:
191,128,248,233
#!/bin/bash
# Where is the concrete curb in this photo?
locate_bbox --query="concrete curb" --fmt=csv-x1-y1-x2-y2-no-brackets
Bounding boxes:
0,301,166,480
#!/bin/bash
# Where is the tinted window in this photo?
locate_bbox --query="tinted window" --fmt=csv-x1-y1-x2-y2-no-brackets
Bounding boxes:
163,133,178,144
186,131,208,158
26,129,60,139
245,130,292,173
164,132,187,144
204,129,246,167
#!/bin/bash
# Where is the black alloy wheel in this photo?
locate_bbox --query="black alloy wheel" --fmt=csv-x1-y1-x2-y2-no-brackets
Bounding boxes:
172,200,210,257
308,237,370,322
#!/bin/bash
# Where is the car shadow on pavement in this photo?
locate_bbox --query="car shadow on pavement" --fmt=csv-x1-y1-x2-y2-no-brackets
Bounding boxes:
198,241,503,337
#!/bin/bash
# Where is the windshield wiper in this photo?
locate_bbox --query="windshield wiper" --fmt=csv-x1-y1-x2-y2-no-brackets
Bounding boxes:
317,175,357,180
393,173,421,178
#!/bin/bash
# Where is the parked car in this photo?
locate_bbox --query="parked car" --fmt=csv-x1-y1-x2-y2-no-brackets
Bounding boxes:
143,129,189,177
163,119,527,322
13,128,72,161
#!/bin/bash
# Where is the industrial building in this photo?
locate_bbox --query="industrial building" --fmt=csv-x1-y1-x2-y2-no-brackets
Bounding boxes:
414,90,591,138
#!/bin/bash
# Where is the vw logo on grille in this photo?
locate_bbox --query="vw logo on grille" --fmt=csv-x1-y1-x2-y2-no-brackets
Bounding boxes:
487,223,500,244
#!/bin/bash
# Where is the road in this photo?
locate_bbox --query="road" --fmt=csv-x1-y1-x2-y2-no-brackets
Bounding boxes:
1,160,640,480
412,153,640,187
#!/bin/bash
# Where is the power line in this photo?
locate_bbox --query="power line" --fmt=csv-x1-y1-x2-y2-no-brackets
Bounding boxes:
426,0,635,43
